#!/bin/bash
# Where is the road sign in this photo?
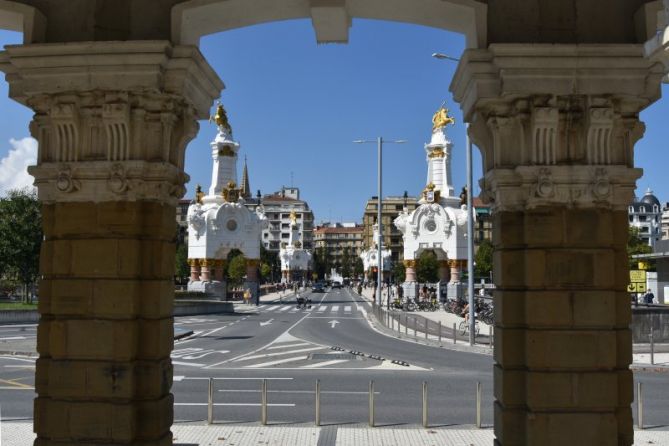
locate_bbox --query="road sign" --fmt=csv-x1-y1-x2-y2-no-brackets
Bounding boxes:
630,270,647,283
627,283,647,293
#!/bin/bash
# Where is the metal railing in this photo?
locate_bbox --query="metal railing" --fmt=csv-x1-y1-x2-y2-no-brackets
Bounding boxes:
371,302,493,347
194,377,486,428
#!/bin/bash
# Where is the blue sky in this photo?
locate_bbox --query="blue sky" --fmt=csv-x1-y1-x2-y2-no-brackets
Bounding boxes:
1,20,669,223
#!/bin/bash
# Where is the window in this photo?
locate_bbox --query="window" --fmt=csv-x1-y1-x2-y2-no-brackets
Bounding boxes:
640,206,646,213
639,215,647,222
629,216,633,222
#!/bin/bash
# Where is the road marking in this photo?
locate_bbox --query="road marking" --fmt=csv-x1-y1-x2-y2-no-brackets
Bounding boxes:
176,403,295,407
317,306,327,312
328,320,340,328
301,359,348,368
245,356,307,368
0,324,36,329
0,356,35,363
180,377,294,381
0,378,33,389
331,306,339,312
0,386,34,390
218,389,375,394
277,306,291,312
3,365,34,369
257,305,267,310
259,319,274,327
263,306,278,312
174,375,186,381
234,346,324,362
266,342,311,350
304,306,314,312
171,361,206,367
0,336,25,341
344,306,352,312
290,308,300,313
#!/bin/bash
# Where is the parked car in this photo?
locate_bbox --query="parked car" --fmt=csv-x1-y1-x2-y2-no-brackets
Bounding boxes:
332,281,342,289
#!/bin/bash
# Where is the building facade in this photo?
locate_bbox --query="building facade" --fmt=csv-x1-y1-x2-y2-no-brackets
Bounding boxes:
473,197,492,245
362,195,419,263
314,222,364,269
260,187,315,252
629,189,662,248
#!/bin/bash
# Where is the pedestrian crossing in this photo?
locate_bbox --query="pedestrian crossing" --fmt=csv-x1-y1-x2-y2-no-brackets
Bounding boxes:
257,304,358,315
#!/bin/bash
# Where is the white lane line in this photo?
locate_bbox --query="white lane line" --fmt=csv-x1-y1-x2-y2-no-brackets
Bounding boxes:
0,356,35,363
181,377,294,381
234,346,324,362
277,306,291,312
0,387,34,390
176,403,295,407
317,306,327,312
172,361,206,367
245,356,307,368
0,324,37,329
257,305,267,310
344,306,352,312
330,306,339,312
217,389,375,395
304,306,314,312
266,342,312,350
0,336,25,341
263,306,278,312
3,365,34,369
301,359,348,368
289,308,300,313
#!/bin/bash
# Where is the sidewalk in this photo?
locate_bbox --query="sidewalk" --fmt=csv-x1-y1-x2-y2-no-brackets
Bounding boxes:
232,289,296,313
2,422,668,446
358,288,669,371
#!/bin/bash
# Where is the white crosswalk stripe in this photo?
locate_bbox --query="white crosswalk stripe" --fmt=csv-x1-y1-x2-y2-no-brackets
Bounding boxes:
344,306,352,312
277,306,291,312
331,305,339,312
317,305,327,312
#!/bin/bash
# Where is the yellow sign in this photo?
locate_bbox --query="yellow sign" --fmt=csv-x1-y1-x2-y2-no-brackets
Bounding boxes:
630,270,647,283
627,283,647,293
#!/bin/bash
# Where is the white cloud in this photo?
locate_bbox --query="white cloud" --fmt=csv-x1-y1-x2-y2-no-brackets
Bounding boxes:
0,137,38,195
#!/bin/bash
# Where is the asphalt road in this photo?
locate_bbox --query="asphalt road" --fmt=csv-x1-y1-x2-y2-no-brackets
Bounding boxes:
0,288,668,428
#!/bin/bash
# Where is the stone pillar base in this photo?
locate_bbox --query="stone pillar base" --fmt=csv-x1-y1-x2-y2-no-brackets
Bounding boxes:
402,281,418,299
187,280,226,298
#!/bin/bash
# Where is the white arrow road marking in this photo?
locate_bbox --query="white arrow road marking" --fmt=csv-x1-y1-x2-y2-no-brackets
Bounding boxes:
234,346,324,362
329,320,340,328
260,319,274,327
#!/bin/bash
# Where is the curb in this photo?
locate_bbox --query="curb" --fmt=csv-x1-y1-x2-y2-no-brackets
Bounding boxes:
630,364,669,373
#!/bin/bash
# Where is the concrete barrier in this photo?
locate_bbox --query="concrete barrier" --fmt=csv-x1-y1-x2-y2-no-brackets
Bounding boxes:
632,305,669,343
0,310,39,324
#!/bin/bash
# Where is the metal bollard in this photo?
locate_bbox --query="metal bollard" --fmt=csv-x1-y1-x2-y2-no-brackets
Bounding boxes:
207,378,214,424
413,317,417,337
476,382,482,428
650,330,655,365
405,314,408,336
490,325,494,347
422,381,428,428
438,321,442,342
369,380,375,427
638,382,643,429
453,323,457,344
425,319,428,340
315,379,321,426
261,379,268,425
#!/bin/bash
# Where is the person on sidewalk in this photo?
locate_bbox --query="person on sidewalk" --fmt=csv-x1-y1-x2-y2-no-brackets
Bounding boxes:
645,289,655,304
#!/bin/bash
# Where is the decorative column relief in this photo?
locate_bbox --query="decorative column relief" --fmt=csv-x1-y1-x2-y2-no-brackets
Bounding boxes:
451,44,664,446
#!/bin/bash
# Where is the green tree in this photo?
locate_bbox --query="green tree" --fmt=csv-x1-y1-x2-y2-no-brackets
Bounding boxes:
628,226,652,270
175,243,189,283
341,247,352,278
312,247,332,279
474,239,493,279
227,253,247,287
260,262,272,281
0,189,42,303
393,261,406,283
260,245,279,282
353,257,364,279
416,250,439,283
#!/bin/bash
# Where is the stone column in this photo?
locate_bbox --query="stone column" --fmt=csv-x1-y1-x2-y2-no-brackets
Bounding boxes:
188,259,201,282
447,260,463,284
451,44,663,446
403,259,418,299
200,259,211,282
213,259,225,282
245,259,260,303
0,41,222,445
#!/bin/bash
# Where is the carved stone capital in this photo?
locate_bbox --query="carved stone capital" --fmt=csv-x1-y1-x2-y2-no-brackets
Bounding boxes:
0,41,223,205
481,165,641,212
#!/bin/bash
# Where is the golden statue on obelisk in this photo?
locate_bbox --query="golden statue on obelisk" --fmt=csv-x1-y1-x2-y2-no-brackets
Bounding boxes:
210,101,233,136
432,107,455,132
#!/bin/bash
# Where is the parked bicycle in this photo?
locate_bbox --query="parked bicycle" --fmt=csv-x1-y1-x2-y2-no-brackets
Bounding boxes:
459,319,480,336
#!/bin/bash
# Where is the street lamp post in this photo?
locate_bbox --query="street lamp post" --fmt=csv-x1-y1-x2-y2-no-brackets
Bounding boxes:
432,52,476,345
354,137,407,306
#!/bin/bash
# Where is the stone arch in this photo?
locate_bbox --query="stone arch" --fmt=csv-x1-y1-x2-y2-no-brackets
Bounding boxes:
0,0,45,43
171,0,487,48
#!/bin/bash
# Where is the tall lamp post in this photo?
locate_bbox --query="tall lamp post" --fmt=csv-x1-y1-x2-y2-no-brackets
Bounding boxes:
432,52,476,346
354,137,407,306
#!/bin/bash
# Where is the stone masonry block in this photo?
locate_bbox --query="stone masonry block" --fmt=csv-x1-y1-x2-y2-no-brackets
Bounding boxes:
617,369,633,407
136,394,174,440
545,251,595,288
49,239,72,276
135,359,173,399
526,371,618,410
493,212,524,248
47,360,135,400
616,329,633,370
34,357,50,396
137,318,174,359
494,327,525,367
525,291,571,327
71,239,119,278
39,240,54,276
139,280,174,319
92,279,140,318
52,202,97,237
141,202,178,240
614,249,632,290
494,250,528,289
118,239,142,278
615,291,632,327
524,250,546,289
97,201,142,236
33,397,69,439
526,330,617,370
37,279,52,314
565,209,614,247
526,412,617,446
36,319,51,355
495,291,525,328
572,291,616,328
68,401,136,442
51,279,94,316
40,203,54,238
50,319,138,361
494,364,525,407
494,401,526,446
616,406,634,446
524,210,564,247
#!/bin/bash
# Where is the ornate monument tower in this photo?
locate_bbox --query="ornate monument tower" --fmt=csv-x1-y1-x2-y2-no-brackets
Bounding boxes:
359,224,392,283
280,211,313,282
187,103,268,300
394,107,470,299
